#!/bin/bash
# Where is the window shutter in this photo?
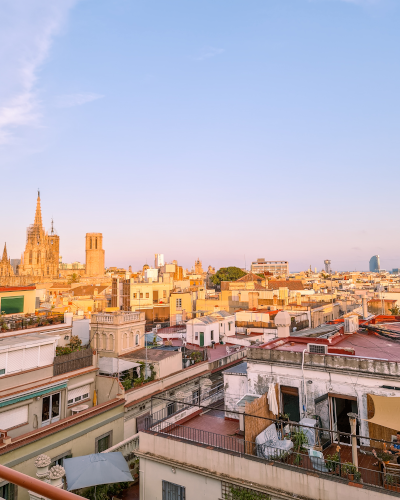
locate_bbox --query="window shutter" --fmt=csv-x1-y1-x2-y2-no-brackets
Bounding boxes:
8,350,23,373
0,405,28,429
39,344,54,366
24,347,40,370
67,384,90,405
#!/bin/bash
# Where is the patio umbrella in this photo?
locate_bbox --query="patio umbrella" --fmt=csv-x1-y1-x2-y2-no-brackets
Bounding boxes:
267,383,279,416
64,453,133,491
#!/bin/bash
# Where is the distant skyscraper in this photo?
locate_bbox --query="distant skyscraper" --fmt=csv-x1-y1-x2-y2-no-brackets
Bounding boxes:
369,255,380,272
324,260,332,274
154,253,164,268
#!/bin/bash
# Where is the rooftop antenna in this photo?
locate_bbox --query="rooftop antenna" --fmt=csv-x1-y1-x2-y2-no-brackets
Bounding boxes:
51,218,54,235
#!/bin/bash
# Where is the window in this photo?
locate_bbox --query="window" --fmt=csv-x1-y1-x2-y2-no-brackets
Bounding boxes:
96,431,112,453
228,322,231,331
167,402,176,416
192,389,199,404
90,238,92,250
163,290,167,298
146,293,149,298
51,452,72,468
95,238,98,250
195,332,198,340
136,334,139,345
67,384,91,406
140,293,143,299
211,330,214,341
42,392,60,426
176,298,182,308
133,293,137,299
162,481,185,500
0,482,15,500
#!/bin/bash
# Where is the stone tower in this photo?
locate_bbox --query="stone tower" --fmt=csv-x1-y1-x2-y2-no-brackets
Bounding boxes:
85,233,105,276
0,243,14,277
19,192,60,277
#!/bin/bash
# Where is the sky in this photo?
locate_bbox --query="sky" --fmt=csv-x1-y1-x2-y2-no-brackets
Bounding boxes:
1,0,399,273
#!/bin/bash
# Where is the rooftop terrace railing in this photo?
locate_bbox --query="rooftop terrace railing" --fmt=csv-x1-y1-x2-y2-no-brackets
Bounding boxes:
0,313,65,332
144,421,395,492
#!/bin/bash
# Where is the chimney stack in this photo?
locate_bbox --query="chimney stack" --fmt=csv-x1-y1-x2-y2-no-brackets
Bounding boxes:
362,297,368,320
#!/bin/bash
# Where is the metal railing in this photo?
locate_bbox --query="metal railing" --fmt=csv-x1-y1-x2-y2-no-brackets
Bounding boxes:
149,384,224,426
0,464,81,500
102,433,139,457
144,421,396,492
0,314,65,332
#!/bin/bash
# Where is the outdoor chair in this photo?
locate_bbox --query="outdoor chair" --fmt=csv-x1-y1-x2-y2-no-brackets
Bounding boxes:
308,449,329,473
255,423,293,460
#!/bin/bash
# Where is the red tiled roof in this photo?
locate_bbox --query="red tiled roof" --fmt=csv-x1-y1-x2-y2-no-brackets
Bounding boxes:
0,286,36,292
268,280,304,291
236,273,264,283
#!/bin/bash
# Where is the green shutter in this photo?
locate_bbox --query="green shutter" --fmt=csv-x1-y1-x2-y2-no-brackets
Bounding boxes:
1,296,24,314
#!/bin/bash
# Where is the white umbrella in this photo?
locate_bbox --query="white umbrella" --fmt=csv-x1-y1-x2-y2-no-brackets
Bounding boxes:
267,383,279,416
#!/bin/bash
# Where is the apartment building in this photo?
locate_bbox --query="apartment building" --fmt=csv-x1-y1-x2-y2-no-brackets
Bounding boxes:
251,259,289,276
0,319,124,500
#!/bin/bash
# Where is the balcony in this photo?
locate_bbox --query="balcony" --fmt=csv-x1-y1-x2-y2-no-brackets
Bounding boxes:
0,313,65,333
141,410,397,496
92,312,144,325
53,347,93,376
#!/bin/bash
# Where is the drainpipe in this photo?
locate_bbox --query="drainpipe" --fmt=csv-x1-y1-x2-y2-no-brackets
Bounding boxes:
301,349,307,417
348,412,358,470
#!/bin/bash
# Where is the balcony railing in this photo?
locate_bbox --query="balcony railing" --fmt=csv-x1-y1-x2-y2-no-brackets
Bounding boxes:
143,421,395,493
101,433,139,457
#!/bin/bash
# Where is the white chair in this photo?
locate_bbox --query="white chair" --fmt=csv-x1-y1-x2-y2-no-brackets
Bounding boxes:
308,449,329,472
255,424,293,459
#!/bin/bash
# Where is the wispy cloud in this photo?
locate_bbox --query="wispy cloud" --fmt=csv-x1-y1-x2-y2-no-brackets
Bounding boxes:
55,93,104,108
0,1,78,145
194,46,225,61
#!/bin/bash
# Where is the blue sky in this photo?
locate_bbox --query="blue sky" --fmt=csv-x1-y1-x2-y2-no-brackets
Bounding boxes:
1,0,399,272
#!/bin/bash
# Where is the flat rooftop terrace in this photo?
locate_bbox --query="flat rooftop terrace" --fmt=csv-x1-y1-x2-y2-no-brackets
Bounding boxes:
269,331,400,362
168,340,246,362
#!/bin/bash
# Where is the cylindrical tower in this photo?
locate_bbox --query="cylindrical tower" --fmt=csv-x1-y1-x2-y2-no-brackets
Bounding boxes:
85,233,105,276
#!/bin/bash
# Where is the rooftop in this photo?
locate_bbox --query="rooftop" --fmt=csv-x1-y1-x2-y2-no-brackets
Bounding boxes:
168,340,246,362
223,361,247,375
121,347,181,362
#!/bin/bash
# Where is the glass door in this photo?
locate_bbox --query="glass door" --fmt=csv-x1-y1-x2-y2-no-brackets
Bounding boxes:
42,392,61,427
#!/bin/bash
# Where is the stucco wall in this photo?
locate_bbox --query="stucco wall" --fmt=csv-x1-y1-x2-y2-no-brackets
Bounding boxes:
0,405,124,500
138,432,390,500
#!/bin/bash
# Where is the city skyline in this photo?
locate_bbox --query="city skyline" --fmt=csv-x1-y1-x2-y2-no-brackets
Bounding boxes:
1,0,400,270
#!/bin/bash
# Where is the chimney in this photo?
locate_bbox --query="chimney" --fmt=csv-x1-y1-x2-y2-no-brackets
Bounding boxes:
275,311,291,338
362,297,368,320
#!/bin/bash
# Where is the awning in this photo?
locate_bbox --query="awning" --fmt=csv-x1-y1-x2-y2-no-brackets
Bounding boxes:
64,453,133,490
98,357,140,375
367,394,400,430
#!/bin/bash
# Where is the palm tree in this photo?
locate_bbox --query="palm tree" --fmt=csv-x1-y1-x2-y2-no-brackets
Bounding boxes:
68,273,80,284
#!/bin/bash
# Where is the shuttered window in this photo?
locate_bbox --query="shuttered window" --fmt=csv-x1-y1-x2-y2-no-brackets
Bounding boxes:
162,481,185,500
0,405,28,430
39,344,54,367
24,347,40,370
7,350,23,373
67,384,90,405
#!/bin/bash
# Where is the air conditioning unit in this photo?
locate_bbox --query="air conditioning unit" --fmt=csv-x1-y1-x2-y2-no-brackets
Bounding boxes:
308,343,327,354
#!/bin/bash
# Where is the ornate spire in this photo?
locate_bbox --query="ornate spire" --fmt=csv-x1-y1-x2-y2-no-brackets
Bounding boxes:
34,190,43,227
2,242,7,262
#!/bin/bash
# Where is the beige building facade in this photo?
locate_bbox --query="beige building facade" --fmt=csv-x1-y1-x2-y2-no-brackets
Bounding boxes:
90,311,146,357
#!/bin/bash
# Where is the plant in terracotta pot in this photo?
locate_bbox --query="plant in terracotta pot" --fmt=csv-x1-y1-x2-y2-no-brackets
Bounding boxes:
342,462,357,481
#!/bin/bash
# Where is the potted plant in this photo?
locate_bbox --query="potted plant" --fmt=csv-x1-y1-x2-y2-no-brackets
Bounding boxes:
291,429,308,465
342,462,357,481
385,474,393,490
326,452,340,474
377,450,393,464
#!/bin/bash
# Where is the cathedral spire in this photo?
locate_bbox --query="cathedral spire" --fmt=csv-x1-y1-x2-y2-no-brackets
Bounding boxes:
2,242,7,262
34,190,43,227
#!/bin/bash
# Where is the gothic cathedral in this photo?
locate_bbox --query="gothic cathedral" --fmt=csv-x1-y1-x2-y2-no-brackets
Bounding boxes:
19,192,60,277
